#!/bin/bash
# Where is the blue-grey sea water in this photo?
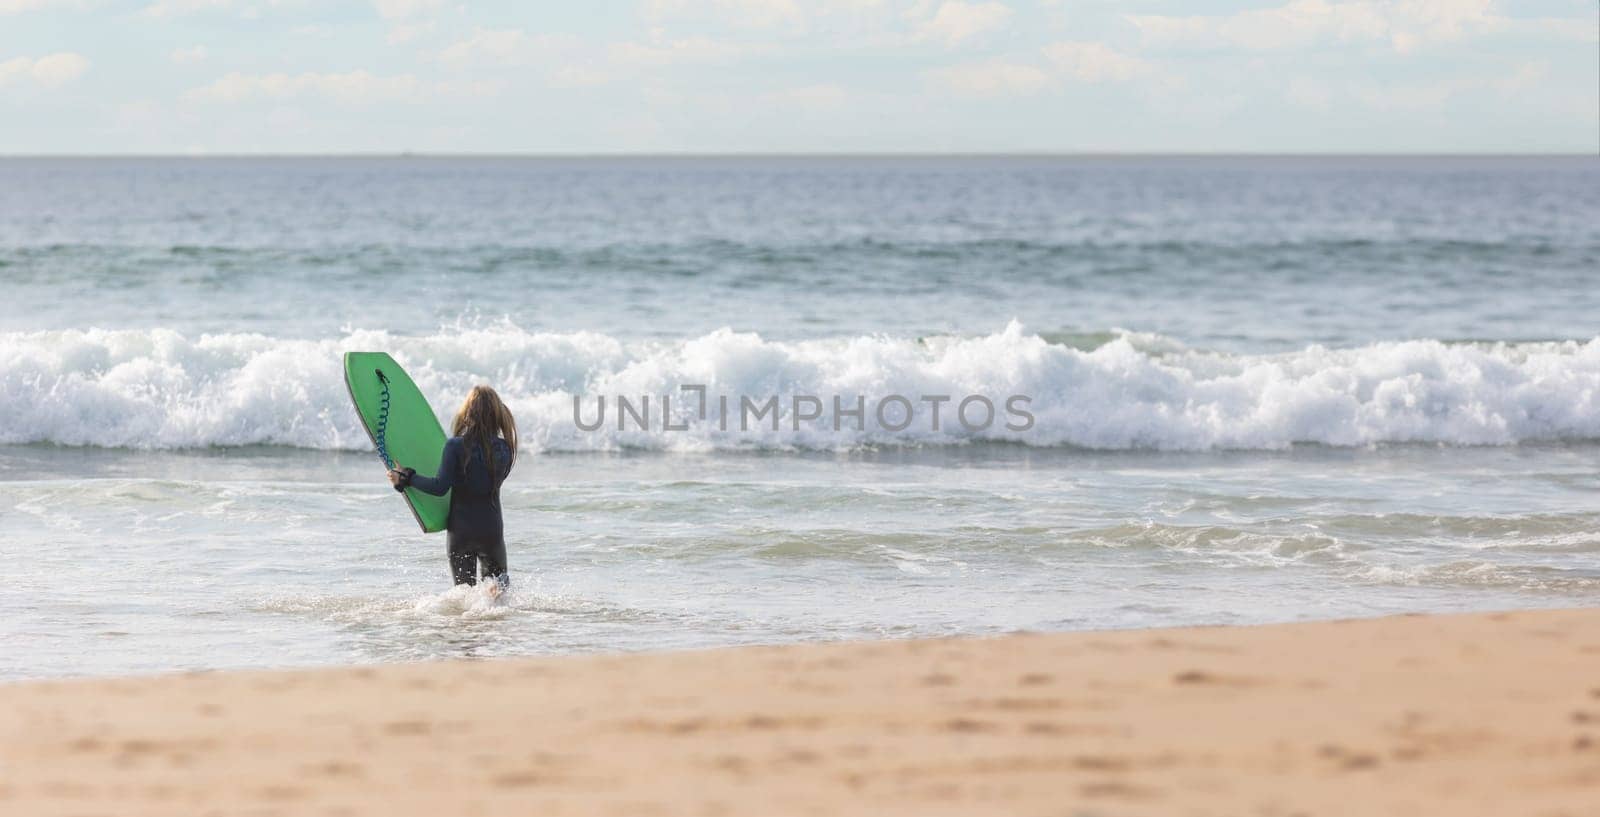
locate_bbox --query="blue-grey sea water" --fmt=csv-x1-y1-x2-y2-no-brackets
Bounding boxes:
2,156,1598,680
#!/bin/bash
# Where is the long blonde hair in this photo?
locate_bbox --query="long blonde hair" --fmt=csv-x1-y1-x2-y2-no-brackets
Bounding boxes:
451,385,517,476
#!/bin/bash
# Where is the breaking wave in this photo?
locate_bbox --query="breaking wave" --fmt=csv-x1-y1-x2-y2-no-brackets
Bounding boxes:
2,322,1598,451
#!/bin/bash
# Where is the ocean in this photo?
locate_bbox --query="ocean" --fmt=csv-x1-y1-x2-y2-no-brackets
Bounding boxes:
2,156,1598,680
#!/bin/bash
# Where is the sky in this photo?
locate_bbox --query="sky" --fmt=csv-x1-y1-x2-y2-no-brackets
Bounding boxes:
0,0,1595,154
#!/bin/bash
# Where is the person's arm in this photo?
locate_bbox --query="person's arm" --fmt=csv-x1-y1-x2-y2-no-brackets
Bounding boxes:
396,438,461,496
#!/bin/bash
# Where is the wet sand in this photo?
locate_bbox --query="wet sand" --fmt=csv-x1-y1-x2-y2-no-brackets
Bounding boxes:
3,608,1598,816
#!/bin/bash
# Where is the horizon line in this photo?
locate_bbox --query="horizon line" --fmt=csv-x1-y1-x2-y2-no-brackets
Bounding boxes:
0,151,1596,160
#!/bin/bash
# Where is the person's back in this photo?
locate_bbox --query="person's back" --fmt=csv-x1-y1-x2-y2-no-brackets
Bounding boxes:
435,435,513,541
391,385,518,589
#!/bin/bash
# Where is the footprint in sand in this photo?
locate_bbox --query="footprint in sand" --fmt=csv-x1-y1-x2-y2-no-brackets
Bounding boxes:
943,718,999,733
1172,670,1261,687
1319,744,1381,770
490,772,546,788
1080,781,1156,799
382,720,431,736
68,737,105,753
307,760,365,777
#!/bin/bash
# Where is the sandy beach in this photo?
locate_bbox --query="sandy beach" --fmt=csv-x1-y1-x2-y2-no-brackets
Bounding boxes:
2,608,1596,816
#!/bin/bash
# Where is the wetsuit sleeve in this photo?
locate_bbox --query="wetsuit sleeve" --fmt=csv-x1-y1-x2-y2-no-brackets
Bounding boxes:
407,438,461,496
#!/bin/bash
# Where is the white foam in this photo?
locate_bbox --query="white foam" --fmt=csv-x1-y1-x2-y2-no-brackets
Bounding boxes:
410,582,513,618
2,322,1598,451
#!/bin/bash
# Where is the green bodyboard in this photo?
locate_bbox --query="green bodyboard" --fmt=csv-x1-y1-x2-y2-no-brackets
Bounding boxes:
343,352,451,533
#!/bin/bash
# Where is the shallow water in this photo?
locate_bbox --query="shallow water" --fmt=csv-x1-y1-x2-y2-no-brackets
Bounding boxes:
3,444,1597,681
1,157,1597,680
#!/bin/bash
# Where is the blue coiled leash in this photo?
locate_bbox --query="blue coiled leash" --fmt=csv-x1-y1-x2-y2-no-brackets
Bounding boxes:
373,368,394,469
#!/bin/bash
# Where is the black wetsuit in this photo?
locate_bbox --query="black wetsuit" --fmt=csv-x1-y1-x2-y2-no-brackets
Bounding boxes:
405,436,513,586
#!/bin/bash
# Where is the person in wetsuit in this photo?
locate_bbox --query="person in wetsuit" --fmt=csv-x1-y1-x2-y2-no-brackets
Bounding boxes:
388,385,518,589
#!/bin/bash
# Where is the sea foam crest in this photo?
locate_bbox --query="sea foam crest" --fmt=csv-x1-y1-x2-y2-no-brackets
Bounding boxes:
1,323,1598,451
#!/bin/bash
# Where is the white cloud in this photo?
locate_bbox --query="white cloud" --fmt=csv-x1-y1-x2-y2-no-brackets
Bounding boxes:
371,0,443,20
914,1,1012,46
142,0,231,17
549,65,610,88
140,0,327,18
760,83,850,109
1042,41,1151,82
184,70,491,104
434,29,754,87
371,0,444,45
0,52,90,88
2,0,84,13
927,59,1048,95
1286,59,1554,112
1354,80,1456,109
645,0,899,31
610,36,761,66
1505,15,1600,44
644,0,805,29
927,39,1158,96
436,28,599,82
1125,0,1511,54
438,28,538,65
386,22,434,45
1364,58,1552,108
170,45,209,64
